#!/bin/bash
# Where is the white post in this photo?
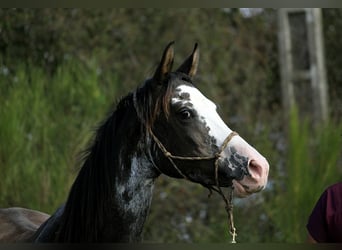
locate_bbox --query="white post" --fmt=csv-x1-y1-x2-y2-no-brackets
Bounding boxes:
278,8,329,123
306,8,329,122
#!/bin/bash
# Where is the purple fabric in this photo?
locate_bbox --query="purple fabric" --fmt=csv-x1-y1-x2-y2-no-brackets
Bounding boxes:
306,182,342,242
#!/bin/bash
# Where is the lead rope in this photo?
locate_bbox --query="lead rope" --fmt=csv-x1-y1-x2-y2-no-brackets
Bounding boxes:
214,132,238,243
133,91,238,243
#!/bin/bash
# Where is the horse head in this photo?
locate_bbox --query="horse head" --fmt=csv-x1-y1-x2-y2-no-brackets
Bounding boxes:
136,42,269,198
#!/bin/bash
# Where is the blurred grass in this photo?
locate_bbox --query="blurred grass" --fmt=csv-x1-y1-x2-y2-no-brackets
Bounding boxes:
262,107,342,242
0,60,341,242
0,60,118,213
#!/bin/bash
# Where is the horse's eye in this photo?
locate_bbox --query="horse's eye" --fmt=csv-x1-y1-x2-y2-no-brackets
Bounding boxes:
178,109,192,120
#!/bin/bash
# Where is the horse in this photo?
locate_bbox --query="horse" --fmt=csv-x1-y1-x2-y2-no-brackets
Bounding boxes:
0,42,269,242
0,207,49,242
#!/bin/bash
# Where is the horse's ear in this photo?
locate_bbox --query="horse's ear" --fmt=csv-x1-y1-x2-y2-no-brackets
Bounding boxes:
153,41,175,84
176,43,199,78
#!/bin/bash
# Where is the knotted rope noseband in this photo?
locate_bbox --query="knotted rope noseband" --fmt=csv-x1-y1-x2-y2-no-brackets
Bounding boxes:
133,91,239,243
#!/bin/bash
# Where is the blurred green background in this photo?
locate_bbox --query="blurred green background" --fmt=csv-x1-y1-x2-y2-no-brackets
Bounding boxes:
0,9,341,242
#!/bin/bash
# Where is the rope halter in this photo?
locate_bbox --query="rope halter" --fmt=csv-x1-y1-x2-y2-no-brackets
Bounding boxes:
133,90,239,243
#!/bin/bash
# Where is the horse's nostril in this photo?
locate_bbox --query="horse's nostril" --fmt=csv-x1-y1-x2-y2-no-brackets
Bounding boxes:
248,160,262,179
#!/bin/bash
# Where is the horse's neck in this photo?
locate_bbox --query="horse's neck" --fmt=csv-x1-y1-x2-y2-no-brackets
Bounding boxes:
35,153,157,243
54,103,159,242
98,132,157,241
108,154,156,242
107,105,158,241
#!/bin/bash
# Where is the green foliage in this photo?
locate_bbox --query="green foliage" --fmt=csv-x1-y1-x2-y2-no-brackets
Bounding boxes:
0,8,281,133
263,107,342,242
0,60,118,213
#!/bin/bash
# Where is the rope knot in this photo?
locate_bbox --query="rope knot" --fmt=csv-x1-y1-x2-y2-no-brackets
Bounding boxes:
225,204,233,211
164,152,172,157
215,152,222,159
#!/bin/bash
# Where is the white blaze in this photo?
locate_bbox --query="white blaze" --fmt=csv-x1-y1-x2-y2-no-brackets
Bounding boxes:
172,85,232,146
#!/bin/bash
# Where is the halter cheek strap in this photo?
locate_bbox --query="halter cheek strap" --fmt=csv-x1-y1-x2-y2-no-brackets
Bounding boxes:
148,127,238,180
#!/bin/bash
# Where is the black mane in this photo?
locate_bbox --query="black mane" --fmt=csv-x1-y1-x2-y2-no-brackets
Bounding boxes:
55,92,140,242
